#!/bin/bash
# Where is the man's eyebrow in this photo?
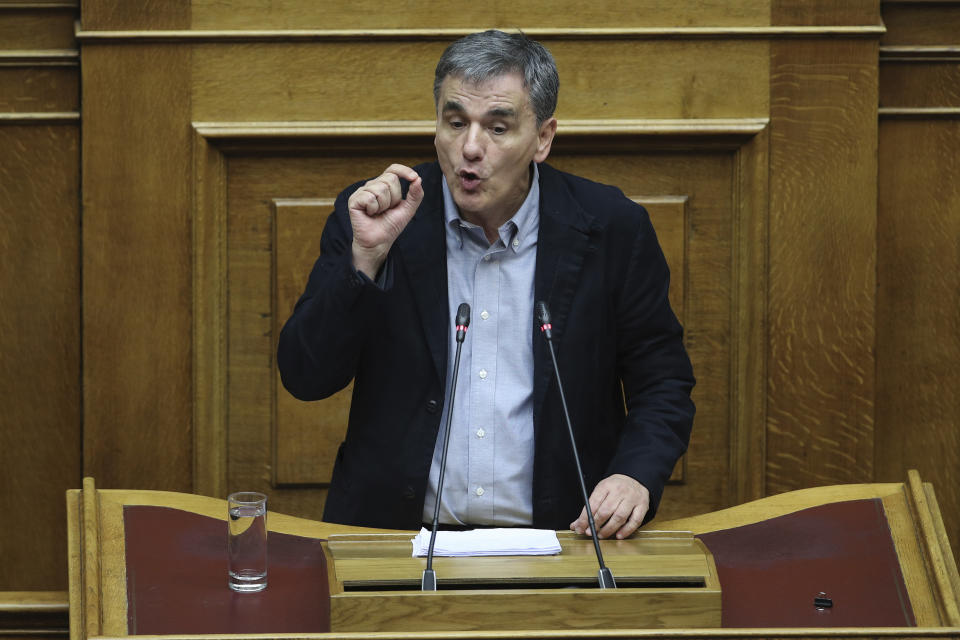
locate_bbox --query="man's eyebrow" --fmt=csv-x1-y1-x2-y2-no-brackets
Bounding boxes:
488,106,517,118
442,100,465,113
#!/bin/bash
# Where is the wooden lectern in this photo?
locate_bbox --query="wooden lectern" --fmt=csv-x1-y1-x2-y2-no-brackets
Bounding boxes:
68,470,960,640
326,530,719,631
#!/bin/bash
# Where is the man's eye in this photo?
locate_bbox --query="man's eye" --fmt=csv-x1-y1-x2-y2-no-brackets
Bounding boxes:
449,120,465,129
492,126,507,134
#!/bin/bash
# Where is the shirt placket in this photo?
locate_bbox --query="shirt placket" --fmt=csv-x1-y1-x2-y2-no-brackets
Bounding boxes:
467,238,504,523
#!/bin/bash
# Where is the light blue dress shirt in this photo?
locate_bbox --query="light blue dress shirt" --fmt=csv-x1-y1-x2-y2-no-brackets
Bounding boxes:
422,165,540,525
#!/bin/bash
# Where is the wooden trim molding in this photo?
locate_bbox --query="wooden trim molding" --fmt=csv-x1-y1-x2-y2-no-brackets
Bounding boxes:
879,108,960,118
75,26,886,44
880,46,960,62
0,50,78,66
0,112,79,124
191,129,229,500
0,591,68,634
0,2,77,9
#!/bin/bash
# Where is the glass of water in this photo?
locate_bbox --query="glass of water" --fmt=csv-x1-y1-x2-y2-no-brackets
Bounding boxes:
227,491,268,593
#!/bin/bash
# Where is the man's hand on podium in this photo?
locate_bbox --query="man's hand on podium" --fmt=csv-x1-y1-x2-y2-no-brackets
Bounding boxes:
570,474,650,540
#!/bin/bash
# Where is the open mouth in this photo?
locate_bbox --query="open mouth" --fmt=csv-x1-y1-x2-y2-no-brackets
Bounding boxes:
458,170,482,191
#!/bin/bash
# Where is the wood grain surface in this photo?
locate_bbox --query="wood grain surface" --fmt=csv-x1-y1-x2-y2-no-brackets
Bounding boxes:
80,44,194,492
4,0,960,616
765,38,878,492
0,1,80,598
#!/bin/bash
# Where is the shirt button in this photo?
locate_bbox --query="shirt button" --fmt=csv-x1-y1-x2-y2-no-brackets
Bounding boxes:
512,238,519,247
475,486,485,497
478,369,487,379
482,255,490,262
426,399,439,414
476,428,486,438
480,310,490,320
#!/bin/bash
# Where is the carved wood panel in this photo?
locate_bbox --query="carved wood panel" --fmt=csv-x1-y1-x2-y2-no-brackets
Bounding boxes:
211,127,763,524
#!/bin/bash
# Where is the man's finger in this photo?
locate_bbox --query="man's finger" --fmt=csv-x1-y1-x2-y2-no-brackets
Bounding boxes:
596,502,629,539
615,505,646,540
384,163,419,183
405,175,424,209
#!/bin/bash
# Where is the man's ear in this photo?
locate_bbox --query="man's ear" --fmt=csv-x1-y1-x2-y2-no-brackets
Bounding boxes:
534,117,558,163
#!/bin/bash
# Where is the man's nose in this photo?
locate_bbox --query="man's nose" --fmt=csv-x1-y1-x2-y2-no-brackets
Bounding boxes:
462,124,484,159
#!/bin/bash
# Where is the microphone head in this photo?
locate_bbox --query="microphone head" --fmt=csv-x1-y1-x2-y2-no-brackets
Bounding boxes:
456,302,471,328
535,300,551,326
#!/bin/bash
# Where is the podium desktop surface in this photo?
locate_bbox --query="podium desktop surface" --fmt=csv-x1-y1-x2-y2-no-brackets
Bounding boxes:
68,471,960,639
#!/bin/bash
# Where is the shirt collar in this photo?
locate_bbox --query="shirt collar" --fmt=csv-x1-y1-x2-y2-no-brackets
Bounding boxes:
443,163,540,252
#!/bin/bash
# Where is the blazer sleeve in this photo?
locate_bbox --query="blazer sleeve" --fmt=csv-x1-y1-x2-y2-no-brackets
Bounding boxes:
276,183,391,401
607,208,696,522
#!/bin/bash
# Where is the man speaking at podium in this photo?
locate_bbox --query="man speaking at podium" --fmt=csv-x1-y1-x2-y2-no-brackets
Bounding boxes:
277,30,695,540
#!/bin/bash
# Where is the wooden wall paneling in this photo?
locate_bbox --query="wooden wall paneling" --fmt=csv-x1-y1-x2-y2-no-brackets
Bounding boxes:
881,1,960,46
79,0,190,31
0,52,78,113
768,0,881,26
208,127,748,521
188,0,772,30
191,129,227,498
876,0,960,562
880,57,960,109
730,125,770,506
80,42,194,492
876,114,960,558
0,122,80,590
0,5,75,50
0,0,80,597
188,38,768,123
765,36,879,492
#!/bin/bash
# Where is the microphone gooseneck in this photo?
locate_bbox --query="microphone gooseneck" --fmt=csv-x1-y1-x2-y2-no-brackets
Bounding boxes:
536,300,616,589
423,302,471,591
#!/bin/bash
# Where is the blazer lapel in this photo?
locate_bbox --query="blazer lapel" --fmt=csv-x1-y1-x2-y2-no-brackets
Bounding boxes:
394,163,449,385
532,163,599,431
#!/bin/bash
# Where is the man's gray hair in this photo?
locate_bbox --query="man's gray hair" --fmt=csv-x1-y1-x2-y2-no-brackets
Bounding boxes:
433,30,559,126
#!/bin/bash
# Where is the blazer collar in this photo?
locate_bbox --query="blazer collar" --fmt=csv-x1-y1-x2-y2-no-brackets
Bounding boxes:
393,162,449,385
531,162,599,431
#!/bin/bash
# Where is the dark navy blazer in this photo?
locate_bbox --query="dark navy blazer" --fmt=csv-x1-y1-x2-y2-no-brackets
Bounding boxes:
277,161,696,530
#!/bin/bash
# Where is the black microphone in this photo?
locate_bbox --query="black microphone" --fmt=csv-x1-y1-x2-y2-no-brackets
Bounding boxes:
536,301,616,589
422,302,471,591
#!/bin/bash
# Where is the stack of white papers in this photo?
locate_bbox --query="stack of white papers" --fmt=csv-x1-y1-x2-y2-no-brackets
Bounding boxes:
411,527,562,557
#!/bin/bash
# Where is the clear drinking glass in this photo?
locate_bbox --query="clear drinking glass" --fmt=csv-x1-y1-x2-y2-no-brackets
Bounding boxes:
227,491,268,592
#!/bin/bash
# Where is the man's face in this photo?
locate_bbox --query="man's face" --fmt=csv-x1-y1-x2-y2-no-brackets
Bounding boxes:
434,73,556,226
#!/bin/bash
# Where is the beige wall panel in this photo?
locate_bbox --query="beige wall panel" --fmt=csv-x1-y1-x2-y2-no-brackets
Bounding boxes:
876,117,960,557
881,2,960,46
766,39,878,493
190,0,772,29
191,40,768,122
80,0,189,30
0,9,75,50
81,44,194,492
0,124,81,590
0,67,78,113
880,62,960,109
